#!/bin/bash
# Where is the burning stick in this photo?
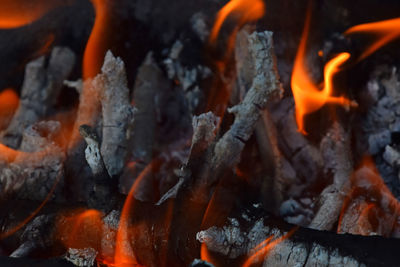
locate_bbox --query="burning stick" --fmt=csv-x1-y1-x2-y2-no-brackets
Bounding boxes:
309,121,353,230
203,31,281,197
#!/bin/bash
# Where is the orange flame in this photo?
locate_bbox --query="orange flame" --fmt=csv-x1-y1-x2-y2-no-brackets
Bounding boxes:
206,0,265,117
291,10,356,134
344,17,400,61
200,243,219,267
56,209,103,253
0,0,71,28
113,163,157,266
209,0,265,45
0,88,19,122
83,0,111,79
242,227,298,267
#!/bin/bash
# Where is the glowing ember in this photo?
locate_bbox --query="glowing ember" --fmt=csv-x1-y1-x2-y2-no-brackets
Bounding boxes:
0,88,19,123
242,227,297,267
200,243,216,265
337,156,400,235
0,0,72,28
345,17,400,61
113,162,157,266
59,209,103,250
291,11,356,134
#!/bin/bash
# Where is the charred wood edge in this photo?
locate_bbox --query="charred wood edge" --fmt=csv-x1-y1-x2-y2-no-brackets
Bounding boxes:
156,112,220,205
2,47,76,149
9,214,55,258
197,214,400,267
309,121,352,230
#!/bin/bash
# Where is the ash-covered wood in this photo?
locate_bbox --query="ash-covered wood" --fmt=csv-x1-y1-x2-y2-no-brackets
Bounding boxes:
309,121,353,230
96,51,135,178
2,47,75,149
157,112,219,205
205,31,282,198
122,52,170,199
197,211,400,267
0,120,65,201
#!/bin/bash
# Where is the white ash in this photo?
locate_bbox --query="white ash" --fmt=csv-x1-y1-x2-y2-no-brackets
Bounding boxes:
358,64,400,197
65,247,97,267
163,40,212,92
190,12,210,42
197,217,269,259
0,120,65,201
383,145,400,167
83,133,103,176
198,218,364,266
96,51,135,178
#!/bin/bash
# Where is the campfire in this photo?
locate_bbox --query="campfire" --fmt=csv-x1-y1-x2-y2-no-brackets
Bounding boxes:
1,0,400,266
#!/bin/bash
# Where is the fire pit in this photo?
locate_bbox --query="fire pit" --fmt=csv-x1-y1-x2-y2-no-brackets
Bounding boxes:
1,0,400,266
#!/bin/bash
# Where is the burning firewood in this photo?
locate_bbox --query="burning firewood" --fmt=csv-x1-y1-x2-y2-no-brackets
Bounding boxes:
1,47,75,149
309,121,353,230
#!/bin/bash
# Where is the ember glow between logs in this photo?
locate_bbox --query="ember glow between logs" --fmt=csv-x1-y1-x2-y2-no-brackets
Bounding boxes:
0,0,72,28
337,157,400,236
2,0,400,266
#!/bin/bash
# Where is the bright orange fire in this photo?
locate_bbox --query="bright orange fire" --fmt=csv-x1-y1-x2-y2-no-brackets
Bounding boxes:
209,0,265,45
291,11,356,134
58,209,104,250
0,88,19,121
83,0,111,79
207,0,265,118
112,163,156,266
0,0,72,28
242,227,297,267
200,243,216,265
344,17,400,61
